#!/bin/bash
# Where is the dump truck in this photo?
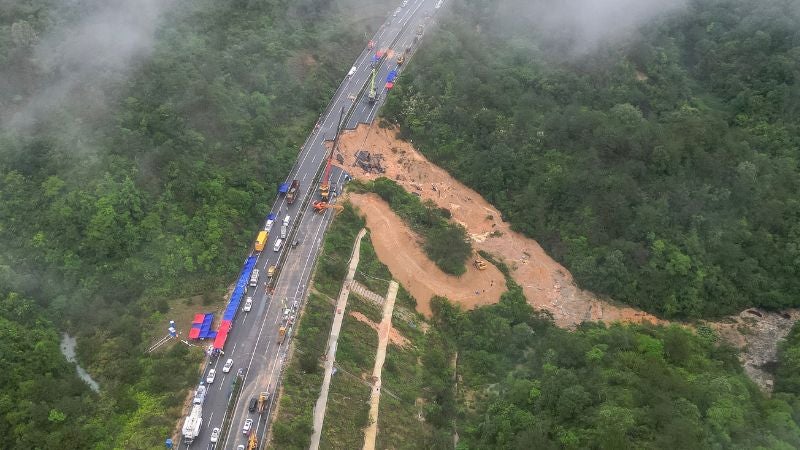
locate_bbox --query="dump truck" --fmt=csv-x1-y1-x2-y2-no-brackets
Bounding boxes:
286,179,300,204
258,391,269,413
255,230,268,252
277,326,286,344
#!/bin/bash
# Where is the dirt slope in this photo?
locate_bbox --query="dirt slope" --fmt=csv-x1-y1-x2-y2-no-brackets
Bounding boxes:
338,124,662,327
349,193,506,316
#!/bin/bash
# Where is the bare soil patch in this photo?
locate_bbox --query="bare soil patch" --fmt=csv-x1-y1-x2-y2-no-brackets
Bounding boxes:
349,193,506,317
338,124,662,327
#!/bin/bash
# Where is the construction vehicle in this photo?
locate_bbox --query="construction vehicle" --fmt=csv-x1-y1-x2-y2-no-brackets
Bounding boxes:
254,230,268,252
368,68,378,105
286,179,300,204
473,259,487,270
313,201,344,215
181,404,203,444
277,326,286,344
267,265,276,278
319,107,345,202
258,391,269,413
397,53,405,65
247,433,258,450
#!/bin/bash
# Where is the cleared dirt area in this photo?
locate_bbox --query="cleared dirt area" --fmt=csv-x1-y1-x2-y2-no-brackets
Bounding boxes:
337,124,663,327
349,193,506,317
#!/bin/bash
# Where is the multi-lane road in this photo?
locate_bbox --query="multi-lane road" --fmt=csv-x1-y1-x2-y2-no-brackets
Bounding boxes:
181,0,442,448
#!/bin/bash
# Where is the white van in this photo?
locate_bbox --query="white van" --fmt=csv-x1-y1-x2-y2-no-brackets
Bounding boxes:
347,66,357,77
283,215,291,226
249,269,259,287
273,239,283,252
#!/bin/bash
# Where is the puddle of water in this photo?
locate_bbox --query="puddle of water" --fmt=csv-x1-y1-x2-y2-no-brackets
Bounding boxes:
60,333,100,393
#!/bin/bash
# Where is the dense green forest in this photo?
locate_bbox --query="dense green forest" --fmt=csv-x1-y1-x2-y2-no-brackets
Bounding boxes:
430,287,800,449
0,0,392,447
383,0,800,319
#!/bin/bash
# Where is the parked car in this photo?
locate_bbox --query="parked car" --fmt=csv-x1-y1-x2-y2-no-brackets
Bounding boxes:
222,358,234,373
243,297,253,312
249,397,258,412
242,418,253,434
206,368,216,384
210,427,220,443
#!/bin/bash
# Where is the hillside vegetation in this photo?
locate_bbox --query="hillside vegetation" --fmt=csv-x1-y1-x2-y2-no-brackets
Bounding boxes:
431,289,800,449
0,0,392,447
383,0,800,319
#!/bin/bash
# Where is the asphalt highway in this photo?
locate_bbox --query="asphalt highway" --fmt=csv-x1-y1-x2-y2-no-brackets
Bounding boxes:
179,0,443,448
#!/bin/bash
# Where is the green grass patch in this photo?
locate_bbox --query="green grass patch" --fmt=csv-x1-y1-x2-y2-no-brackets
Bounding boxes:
271,291,332,450
349,293,383,324
364,177,472,276
319,373,371,449
354,233,393,295
395,284,418,310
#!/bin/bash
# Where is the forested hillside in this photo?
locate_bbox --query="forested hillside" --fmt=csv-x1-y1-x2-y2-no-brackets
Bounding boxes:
0,0,392,447
383,0,800,319
431,290,800,449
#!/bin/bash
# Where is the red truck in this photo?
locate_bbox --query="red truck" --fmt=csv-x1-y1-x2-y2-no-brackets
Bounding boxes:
286,179,300,204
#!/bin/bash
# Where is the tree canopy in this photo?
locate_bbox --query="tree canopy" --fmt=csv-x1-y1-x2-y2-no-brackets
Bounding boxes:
383,0,800,319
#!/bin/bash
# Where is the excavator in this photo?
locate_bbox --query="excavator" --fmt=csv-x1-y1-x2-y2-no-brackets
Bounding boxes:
247,432,258,450
319,107,345,202
368,68,378,105
313,202,344,214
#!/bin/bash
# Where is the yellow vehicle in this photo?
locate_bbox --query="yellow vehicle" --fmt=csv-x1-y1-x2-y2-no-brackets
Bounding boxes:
277,326,286,344
473,259,487,270
267,265,277,278
255,230,268,252
247,433,258,450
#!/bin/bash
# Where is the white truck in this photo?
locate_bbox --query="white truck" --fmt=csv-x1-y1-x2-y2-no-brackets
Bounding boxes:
182,404,203,444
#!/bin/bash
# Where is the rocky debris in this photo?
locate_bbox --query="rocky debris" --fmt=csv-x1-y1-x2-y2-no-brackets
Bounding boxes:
710,308,800,393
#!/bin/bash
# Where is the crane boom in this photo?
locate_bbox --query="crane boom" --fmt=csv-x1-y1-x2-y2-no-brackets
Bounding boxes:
320,107,345,201
368,68,377,104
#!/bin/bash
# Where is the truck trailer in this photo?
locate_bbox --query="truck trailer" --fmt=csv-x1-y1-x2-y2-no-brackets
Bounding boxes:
181,404,203,444
286,179,300,204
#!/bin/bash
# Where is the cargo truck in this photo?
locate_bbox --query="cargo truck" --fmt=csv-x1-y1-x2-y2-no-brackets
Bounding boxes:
254,230,268,252
181,405,203,444
258,392,269,413
286,179,300,204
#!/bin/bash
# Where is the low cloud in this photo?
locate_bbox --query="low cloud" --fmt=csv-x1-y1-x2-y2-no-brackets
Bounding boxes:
2,0,175,130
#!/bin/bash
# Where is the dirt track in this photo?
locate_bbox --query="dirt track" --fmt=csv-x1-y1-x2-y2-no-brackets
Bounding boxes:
338,124,663,327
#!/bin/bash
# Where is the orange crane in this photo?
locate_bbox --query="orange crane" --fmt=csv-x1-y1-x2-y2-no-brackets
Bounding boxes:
319,107,345,202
